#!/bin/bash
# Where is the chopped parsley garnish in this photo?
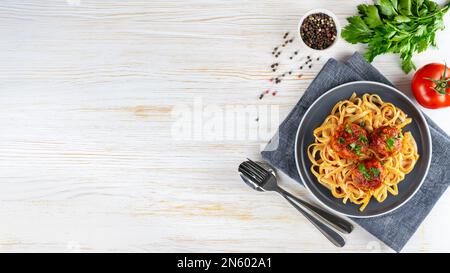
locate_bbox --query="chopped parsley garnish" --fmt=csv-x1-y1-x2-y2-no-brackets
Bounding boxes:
370,167,380,178
386,137,395,151
359,121,365,127
345,124,353,134
358,164,380,180
349,142,362,155
355,145,362,155
358,134,368,144
396,133,403,139
338,137,345,144
358,164,371,180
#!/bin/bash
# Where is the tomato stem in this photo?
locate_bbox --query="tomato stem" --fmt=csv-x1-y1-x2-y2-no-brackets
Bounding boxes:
424,63,450,95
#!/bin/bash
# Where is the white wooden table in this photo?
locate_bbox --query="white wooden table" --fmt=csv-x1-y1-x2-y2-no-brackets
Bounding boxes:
0,0,449,253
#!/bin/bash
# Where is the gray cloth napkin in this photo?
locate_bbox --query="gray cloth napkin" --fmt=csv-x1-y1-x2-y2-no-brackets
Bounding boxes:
261,52,450,252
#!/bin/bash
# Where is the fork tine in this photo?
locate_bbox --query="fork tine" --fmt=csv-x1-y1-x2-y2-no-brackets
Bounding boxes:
241,163,266,184
245,159,268,177
239,162,265,183
239,164,264,184
243,162,267,181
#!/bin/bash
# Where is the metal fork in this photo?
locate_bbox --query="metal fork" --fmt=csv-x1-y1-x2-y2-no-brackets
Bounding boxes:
238,159,353,247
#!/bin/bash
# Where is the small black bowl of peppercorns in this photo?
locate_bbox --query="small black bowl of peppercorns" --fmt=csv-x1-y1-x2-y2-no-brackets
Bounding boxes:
298,9,340,51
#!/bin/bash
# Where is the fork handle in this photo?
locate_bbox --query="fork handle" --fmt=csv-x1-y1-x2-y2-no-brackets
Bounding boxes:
281,194,345,247
277,187,354,234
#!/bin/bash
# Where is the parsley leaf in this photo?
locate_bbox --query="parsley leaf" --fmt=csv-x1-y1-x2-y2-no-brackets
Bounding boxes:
377,0,398,17
394,15,411,23
345,124,353,134
399,0,412,16
349,142,362,155
341,16,373,44
341,0,449,73
355,145,362,155
358,164,372,180
391,0,399,10
339,137,345,144
386,137,395,150
371,167,380,177
358,134,368,144
349,142,356,150
360,5,383,27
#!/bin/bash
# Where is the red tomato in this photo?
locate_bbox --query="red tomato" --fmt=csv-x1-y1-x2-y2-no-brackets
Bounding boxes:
411,63,450,109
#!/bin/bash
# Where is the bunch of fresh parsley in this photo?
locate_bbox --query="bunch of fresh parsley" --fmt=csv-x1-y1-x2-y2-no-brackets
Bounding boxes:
341,0,449,73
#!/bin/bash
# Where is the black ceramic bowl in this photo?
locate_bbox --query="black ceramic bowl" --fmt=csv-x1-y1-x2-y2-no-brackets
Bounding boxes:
295,81,432,218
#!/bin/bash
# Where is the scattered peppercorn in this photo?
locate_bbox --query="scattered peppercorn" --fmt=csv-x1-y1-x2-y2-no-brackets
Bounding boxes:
262,31,323,101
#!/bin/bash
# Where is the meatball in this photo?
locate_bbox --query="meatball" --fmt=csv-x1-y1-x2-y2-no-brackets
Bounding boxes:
331,123,369,159
370,126,402,157
351,159,384,191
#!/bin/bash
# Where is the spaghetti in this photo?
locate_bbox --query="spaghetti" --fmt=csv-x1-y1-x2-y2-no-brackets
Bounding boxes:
307,93,419,211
